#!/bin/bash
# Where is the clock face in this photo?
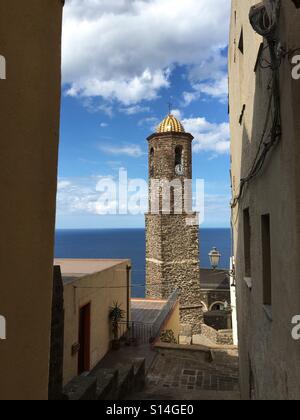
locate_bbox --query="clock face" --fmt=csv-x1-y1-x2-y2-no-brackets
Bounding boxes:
175,164,184,175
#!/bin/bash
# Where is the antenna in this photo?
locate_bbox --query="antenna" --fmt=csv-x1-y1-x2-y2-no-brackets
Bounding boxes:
167,101,172,115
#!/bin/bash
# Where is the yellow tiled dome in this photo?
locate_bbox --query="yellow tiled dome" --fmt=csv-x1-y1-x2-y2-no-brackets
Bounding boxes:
157,114,185,133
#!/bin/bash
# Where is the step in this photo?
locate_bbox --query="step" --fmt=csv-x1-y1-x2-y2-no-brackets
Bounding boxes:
91,368,119,400
133,358,146,392
63,375,97,401
117,363,135,400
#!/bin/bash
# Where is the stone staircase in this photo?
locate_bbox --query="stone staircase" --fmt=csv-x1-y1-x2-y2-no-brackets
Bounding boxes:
63,358,146,401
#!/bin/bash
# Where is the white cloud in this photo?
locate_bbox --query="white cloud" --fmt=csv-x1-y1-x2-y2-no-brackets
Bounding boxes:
57,180,72,190
190,74,228,104
120,105,151,115
138,116,160,131
185,51,228,104
170,109,182,120
203,193,231,226
66,69,170,105
99,144,145,158
182,117,230,154
182,91,201,107
81,98,114,116
56,176,230,225
56,174,148,216
100,122,108,128
62,0,230,105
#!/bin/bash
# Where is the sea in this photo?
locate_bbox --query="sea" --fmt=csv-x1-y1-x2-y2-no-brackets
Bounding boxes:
55,228,231,298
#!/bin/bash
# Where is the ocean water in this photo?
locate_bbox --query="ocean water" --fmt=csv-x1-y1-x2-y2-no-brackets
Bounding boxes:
55,228,231,298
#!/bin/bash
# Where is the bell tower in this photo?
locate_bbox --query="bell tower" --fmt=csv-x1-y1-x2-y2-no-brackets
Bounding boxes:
145,114,202,333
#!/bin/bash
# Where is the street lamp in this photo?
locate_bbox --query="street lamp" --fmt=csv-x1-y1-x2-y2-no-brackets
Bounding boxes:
209,247,221,270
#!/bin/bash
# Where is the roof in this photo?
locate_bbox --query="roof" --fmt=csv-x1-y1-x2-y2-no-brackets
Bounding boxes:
54,258,130,279
200,268,230,290
157,114,185,134
131,299,167,324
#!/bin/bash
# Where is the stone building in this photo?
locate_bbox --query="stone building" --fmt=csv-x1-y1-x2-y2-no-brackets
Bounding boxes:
229,0,300,399
199,269,232,332
0,0,63,400
145,114,203,333
199,269,231,313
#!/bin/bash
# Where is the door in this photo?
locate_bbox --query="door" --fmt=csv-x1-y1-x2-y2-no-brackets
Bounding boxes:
78,303,91,375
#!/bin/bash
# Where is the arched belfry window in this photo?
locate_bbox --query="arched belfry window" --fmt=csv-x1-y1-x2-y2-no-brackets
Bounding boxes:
150,147,155,177
175,146,184,175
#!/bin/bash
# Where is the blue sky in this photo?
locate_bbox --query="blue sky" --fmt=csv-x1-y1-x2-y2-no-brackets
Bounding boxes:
56,0,231,229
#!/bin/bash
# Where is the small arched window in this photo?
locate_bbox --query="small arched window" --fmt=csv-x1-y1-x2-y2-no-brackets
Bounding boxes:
175,146,183,175
150,147,155,177
210,302,226,311
175,146,183,165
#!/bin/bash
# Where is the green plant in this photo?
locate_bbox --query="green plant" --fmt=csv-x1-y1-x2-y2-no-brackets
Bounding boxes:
109,301,125,341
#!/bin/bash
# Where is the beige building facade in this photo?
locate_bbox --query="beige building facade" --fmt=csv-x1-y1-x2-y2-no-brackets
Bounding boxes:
56,259,131,386
229,0,300,399
0,0,63,400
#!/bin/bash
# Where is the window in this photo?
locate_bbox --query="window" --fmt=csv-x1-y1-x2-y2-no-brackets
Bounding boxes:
175,146,183,166
211,302,225,311
262,214,272,306
243,208,251,277
150,147,154,178
175,146,183,175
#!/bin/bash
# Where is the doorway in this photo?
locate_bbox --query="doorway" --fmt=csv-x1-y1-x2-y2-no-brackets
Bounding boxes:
78,303,91,375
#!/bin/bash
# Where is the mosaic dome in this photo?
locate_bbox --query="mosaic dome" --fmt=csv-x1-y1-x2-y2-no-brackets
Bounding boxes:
157,114,185,133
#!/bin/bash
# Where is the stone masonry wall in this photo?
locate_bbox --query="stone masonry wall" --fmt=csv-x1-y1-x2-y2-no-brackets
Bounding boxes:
146,130,203,334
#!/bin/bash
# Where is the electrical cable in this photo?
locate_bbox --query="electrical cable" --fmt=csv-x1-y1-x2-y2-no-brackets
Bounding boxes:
231,4,282,210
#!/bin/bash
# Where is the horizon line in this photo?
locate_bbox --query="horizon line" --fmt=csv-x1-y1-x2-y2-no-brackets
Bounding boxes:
55,226,231,230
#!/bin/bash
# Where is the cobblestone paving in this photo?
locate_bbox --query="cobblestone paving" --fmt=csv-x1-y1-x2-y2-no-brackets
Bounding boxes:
128,348,240,400
148,350,239,393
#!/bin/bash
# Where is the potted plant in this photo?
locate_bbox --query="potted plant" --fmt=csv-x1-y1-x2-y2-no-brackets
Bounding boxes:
109,301,125,350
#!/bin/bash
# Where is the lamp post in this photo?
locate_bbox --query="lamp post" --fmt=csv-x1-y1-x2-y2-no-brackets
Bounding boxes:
209,247,221,270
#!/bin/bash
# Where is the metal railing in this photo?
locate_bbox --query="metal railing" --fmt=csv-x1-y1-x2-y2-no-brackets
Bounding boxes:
118,289,179,345
118,320,154,345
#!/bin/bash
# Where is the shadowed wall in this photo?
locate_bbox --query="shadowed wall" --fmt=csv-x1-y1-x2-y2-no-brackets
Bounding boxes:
0,0,63,400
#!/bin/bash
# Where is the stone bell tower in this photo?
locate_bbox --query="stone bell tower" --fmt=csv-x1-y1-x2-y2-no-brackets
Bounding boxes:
145,114,202,333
